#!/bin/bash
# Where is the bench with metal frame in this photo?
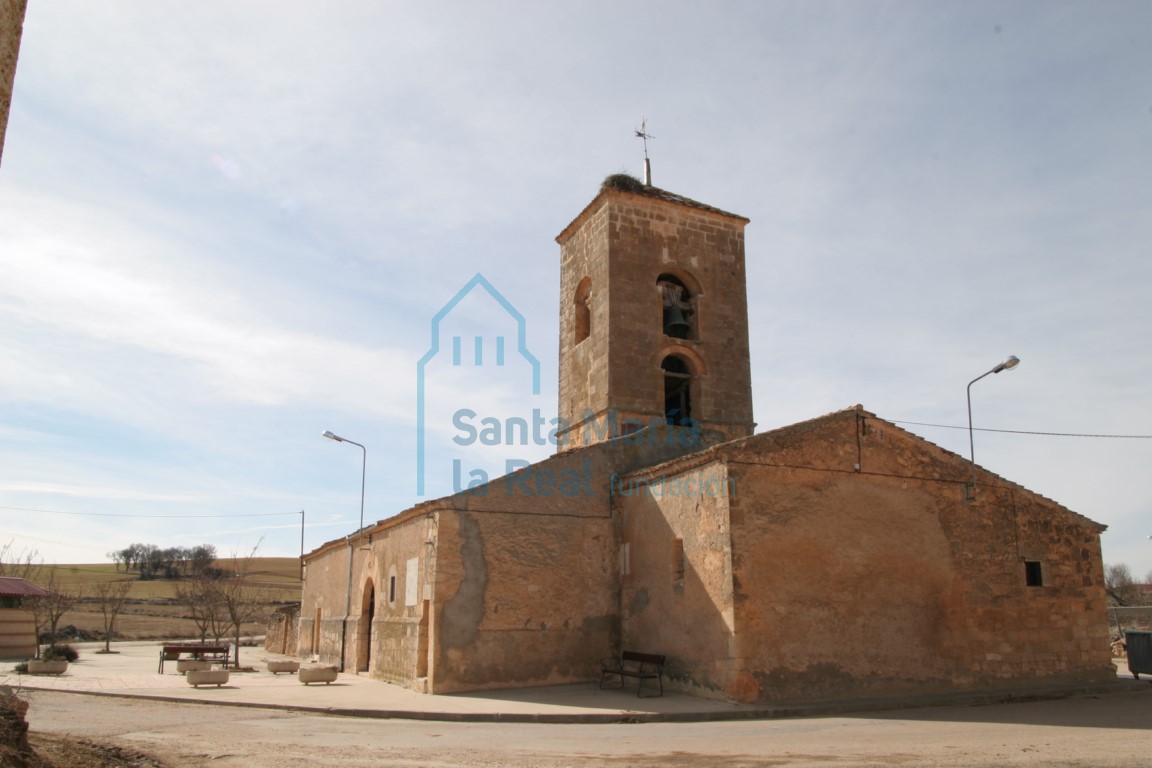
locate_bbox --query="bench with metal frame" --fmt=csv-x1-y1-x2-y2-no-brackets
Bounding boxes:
600,650,665,697
157,643,230,673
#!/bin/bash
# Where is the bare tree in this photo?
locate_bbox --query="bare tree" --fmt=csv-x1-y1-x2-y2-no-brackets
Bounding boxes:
0,541,41,580
117,544,140,574
141,544,165,580
111,542,219,579
175,575,225,643
1105,563,1147,606
28,569,80,654
92,580,133,652
216,542,268,668
188,544,216,577
27,599,47,659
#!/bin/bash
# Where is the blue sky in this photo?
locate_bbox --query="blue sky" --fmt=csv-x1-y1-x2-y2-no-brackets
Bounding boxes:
1,1,1150,578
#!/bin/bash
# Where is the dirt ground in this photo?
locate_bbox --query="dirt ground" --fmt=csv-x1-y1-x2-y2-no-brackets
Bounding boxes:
27,734,165,768
18,687,1152,768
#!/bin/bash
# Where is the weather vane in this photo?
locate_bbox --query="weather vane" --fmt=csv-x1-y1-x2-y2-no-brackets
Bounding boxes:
635,116,654,186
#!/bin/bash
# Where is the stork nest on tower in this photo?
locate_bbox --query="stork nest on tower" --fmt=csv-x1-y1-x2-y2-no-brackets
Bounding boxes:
601,173,646,193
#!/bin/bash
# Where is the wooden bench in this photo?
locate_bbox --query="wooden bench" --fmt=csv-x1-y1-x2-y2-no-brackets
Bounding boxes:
600,650,665,697
157,644,230,673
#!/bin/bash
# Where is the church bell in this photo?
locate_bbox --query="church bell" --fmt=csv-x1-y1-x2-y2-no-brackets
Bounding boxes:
663,305,691,337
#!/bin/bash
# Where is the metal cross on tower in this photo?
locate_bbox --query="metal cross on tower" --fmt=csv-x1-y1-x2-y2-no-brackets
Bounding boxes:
635,117,654,186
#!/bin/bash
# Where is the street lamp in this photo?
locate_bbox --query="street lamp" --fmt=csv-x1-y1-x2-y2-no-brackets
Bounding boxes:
323,430,367,672
966,355,1020,496
298,509,305,581
322,431,366,544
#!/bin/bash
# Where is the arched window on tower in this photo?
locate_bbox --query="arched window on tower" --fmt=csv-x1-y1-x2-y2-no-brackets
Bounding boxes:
662,355,693,425
574,277,592,345
657,275,694,340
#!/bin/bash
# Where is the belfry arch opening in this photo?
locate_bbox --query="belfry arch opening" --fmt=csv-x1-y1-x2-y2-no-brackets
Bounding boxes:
657,274,695,340
662,355,693,425
574,276,592,344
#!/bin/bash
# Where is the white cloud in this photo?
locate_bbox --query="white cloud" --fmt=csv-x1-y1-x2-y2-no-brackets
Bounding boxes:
1,0,1149,577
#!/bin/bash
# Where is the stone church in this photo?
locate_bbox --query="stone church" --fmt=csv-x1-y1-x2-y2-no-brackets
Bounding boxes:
298,174,1113,703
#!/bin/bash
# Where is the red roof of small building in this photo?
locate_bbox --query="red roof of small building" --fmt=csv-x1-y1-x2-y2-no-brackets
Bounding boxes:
0,577,50,597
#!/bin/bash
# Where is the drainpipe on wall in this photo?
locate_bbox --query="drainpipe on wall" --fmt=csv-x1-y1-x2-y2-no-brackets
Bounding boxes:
340,535,353,672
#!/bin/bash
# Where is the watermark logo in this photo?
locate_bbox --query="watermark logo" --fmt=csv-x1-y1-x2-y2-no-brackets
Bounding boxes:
416,273,540,496
416,273,711,499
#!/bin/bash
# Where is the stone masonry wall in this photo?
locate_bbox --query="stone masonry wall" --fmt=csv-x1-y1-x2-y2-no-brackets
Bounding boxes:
298,542,353,667
557,201,612,443
602,190,754,441
300,508,432,684
299,422,717,693
616,458,739,700
358,513,434,687
264,604,300,656
721,409,1113,702
556,186,754,449
429,423,722,694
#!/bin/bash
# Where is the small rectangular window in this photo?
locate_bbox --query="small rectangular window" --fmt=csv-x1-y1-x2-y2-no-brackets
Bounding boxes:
1025,561,1044,587
389,575,397,603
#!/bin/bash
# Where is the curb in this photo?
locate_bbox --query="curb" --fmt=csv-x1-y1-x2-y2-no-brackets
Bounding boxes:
19,678,1150,725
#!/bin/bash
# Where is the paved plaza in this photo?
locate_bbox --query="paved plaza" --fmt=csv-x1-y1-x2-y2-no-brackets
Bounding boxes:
7,640,1145,724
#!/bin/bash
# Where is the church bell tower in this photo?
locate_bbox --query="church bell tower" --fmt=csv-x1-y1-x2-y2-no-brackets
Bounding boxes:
554,173,754,451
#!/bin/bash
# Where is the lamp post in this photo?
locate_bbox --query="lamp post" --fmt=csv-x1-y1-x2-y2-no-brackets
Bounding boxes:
323,430,366,672
299,509,305,582
966,355,1020,496
322,431,366,544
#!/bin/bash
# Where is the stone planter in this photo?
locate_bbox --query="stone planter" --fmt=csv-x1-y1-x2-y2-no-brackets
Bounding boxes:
298,666,338,685
27,660,68,675
177,659,211,674
186,669,229,687
267,660,300,675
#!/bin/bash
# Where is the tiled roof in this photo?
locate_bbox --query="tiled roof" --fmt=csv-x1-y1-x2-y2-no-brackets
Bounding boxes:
617,404,1105,532
0,576,50,598
617,181,749,222
556,175,748,244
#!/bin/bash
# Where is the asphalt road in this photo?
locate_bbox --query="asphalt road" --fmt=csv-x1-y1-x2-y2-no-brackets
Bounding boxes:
24,687,1152,767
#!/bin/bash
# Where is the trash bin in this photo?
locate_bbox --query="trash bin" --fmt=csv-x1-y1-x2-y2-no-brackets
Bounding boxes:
1125,630,1152,679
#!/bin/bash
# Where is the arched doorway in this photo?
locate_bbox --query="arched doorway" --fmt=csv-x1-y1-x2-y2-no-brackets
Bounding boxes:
357,580,375,673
